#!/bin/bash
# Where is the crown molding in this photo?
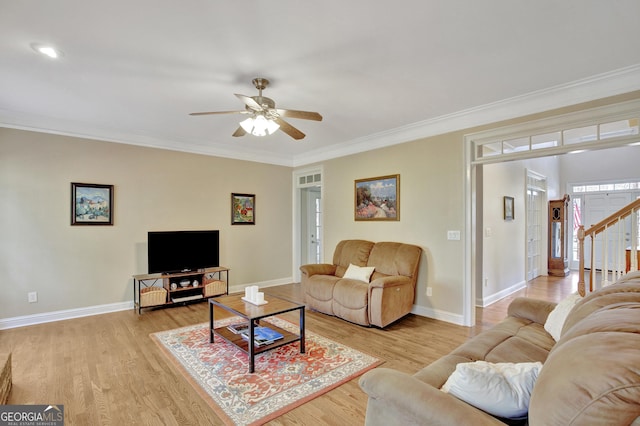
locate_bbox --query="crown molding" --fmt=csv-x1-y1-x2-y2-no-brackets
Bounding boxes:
2,64,640,168
0,110,295,167
292,64,640,167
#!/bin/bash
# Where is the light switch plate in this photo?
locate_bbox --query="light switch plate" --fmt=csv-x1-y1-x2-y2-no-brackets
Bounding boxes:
447,230,461,240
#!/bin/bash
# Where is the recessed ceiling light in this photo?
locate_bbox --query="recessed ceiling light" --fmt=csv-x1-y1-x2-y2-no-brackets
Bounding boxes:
30,43,64,59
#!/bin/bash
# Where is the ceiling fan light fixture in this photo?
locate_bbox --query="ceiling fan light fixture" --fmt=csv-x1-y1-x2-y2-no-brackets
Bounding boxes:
30,43,63,59
240,114,280,137
190,77,320,140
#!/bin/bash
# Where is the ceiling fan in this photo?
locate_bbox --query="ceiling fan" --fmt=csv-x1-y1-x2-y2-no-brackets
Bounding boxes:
189,77,323,140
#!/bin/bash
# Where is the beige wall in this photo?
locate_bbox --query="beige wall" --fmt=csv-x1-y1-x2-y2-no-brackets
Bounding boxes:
313,131,467,320
0,128,293,320
309,92,640,323
4,92,639,326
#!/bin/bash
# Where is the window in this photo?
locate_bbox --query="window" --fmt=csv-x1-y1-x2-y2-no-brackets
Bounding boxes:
571,181,640,193
468,100,640,164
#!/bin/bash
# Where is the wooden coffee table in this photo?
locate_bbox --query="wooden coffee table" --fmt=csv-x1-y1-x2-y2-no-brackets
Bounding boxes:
209,293,305,373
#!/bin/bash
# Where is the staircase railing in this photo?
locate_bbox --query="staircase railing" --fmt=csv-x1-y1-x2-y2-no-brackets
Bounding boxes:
577,198,640,296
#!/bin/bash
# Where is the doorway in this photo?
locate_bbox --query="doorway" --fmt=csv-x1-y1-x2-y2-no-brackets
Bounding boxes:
570,186,639,270
301,187,322,264
466,99,640,326
293,168,323,282
526,170,547,281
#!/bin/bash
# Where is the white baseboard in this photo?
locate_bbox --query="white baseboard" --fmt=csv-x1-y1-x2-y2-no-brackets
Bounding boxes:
0,301,133,330
229,277,294,294
411,304,465,326
477,280,527,307
0,276,295,330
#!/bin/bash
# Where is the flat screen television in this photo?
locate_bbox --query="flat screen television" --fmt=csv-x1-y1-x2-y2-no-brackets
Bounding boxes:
147,230,220,274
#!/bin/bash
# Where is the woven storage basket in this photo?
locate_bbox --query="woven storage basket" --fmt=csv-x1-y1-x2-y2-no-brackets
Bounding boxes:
204,280,226,297
140,286,167,307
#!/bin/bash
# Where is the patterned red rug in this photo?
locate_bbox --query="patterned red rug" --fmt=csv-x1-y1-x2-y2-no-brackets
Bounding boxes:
151,316,382,426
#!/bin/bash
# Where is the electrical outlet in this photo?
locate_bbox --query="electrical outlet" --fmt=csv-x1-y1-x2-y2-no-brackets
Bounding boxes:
426,287,433,297
28,291,38,303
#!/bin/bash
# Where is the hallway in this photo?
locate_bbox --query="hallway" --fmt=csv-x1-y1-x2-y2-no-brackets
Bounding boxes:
474,271,579,334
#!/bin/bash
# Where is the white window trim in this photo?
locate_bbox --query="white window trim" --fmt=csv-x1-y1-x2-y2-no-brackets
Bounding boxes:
467,99,640,165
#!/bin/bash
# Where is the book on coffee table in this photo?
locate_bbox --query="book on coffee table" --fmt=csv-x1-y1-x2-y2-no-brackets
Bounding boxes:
240,326,284,346
227,322,249,334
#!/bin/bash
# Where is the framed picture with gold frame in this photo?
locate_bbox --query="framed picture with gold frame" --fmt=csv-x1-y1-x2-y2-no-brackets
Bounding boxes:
354,174,399,221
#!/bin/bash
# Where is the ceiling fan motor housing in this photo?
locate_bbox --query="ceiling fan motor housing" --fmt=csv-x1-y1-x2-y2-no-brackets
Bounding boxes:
249,96,276,110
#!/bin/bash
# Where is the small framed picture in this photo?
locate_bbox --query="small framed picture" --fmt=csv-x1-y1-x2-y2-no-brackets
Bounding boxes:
71,182,114,225
232,193,255,225
355,174,400,221
504,196,514,221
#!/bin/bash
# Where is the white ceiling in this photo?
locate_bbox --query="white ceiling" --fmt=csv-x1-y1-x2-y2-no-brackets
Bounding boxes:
2,1,640,167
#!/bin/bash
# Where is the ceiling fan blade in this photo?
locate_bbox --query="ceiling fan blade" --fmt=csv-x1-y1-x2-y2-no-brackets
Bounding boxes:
235,94,263,111
232,126,246,137
276,109,323,121
274,117,306,140
189,110,248,116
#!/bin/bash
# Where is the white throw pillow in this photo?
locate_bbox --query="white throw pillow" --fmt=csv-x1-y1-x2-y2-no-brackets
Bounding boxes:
544,292,582,341
441,361,542,419
343,263,375,283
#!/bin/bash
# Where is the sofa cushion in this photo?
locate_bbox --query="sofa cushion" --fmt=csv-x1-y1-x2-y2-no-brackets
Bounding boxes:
367,241,421,278
332,240,374,277
333,279,370,325
306,275,340,300
343,263,375,282
452,317,554,364
441,361,542,419
562,283,640,334
413,316,554,392
529,303,640,425
305,274,341,314
333,279,369,309
543,292,581,341
557,302,640,344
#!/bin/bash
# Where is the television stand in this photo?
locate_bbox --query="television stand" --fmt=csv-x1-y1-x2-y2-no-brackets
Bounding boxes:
133,267,229,314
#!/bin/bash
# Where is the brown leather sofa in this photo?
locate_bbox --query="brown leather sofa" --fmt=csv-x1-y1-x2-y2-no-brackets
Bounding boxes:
300,239,422,328
359,272,640,425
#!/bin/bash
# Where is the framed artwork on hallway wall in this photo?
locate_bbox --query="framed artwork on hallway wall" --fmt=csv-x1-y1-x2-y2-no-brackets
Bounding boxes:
504,196,514,221
354,174,399,221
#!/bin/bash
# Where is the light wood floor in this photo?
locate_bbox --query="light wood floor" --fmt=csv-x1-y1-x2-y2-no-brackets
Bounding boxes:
0,273,576,425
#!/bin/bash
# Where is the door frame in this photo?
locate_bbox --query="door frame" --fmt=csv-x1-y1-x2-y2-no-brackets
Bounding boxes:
465,99,640,326
292,167,324,282
525,169,547,281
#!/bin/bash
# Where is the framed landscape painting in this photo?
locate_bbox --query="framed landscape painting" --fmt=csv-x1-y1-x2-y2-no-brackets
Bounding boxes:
232,193,255,225
355,174,399,221
71,182,114,225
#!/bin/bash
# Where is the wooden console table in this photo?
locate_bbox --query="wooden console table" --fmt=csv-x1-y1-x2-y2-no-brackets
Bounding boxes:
133,267,229,314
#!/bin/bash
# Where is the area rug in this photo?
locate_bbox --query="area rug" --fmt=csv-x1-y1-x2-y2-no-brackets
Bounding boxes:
151,316,382,426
